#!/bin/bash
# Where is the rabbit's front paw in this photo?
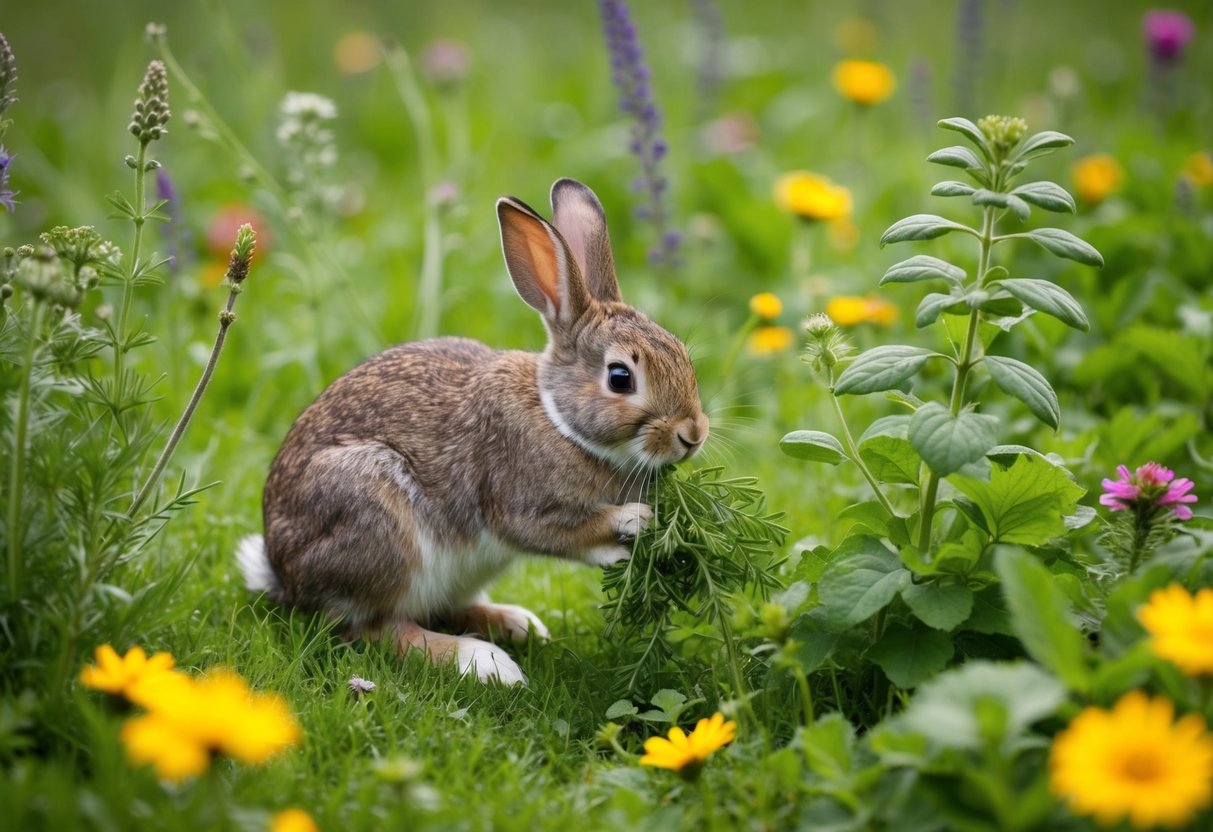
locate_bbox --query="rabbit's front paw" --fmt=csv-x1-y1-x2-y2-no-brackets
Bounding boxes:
612,502,653,541
454,638,528,686
586,544,632,568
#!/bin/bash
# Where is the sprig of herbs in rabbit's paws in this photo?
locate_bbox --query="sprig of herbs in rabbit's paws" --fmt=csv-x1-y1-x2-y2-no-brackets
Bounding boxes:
600,466,787,694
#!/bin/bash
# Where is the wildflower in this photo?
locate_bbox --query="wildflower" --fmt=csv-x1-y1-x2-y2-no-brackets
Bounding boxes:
0,32,18,115
207,205,269,261
831,59,896,106
1100,462,1197,521
333,31,382,75
701,112,758,156
1050,691,1213,829
271,808,320,832
348,675,376,699
129,60,170,145
223,224,257,287
277,92,341,216
421,39,471,88
1183,151,1213,187
640,712,736,778
1143,10,1195,65
774,172,851,222
749,292,782,320
0,146,17,212
825,295,898,326
1138,585,1213,676
121,667,300,781
1072,154,1123,205
977,115,1028,156
747,326,794,356
79,645,178,699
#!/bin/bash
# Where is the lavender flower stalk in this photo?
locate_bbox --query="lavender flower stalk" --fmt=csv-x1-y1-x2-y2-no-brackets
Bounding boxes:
156,168,189,274
598,0,680,268
951,0,985,117
1,32,19,212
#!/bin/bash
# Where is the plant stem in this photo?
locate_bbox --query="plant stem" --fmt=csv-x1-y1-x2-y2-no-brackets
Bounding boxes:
827,367,898,518
7,300,43,601
127,286,241,519
114,140,150,385
792,665,815,727
916,205,995,553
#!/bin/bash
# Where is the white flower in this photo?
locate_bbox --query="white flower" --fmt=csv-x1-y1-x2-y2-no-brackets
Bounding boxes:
280,91,337,121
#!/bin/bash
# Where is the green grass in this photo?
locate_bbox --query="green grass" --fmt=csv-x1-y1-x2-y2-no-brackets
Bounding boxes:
2,0,1212,829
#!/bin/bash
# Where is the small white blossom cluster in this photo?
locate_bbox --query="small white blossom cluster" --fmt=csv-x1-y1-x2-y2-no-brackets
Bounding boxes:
276,91,344,217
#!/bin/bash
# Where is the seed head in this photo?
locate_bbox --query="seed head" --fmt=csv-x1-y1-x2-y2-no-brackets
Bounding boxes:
977,114,1027,156
224,223,257,286
129,60,171,144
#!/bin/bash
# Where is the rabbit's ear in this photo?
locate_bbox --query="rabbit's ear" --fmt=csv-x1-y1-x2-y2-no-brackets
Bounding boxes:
497,196,592,327
550,179,621,304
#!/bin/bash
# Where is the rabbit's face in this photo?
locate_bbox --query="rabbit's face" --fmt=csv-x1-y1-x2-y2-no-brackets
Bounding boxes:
540,305,708,470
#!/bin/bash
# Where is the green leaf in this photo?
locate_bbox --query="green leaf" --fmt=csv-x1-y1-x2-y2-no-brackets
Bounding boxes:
908,403,999,476
964,587,1014,636
994,549,1090,693
971,189,1009,209
950,455,1084,545
788,616,840,672
605,699,639,720
927,145,985,171
868,623,954,688
1005,194,1031,221
983,355,1060,429
104,190,138,220
880,255,966,287
838,502,892,537
835,346,944,395
880,214,978,246
915,292,964,328
1011,181,1076,213
858,436,921,485
1012,228,1104,267
901,582,975,630
930,180,977,198
997,278,1089,331
895,661,1067,751
817,541,910,630
937,117,993,158
1016,130,1075,160
780,430,847,465
800,713,856,782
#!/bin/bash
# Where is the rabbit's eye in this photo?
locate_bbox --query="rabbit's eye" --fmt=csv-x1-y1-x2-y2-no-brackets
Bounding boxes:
607,363,635,394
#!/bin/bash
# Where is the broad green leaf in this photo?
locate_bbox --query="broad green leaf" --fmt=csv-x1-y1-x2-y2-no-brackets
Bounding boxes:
800,713,855,782
927,145,985,171
937,117,992,158
950,455,1084,545
834,346,943,396
605,699,639,719
1012,228,1104,267
817,541,910,630
790,627,839,674
901,582,975,630
1016,130,1075,160
964,587,1014,636
908,402,999,476
868,623,954,688
930,180,976,198
983,355,1060,429
858,436,921,485
1011,181,1076,213
994,548,1090,693
880,214,977,246
894,661,1067,751
998,278,1089,331
838,501,893,536
880,255,966,286
780,430,847,465
858,414,911,442
915,292,964,328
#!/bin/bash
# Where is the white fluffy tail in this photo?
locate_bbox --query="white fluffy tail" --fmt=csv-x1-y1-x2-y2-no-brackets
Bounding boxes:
236,534,280,594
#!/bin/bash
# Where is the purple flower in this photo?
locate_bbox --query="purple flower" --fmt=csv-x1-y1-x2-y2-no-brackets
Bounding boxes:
156,167,189,272
1144,10,1195,64
0,147,17,212
1100,462,1199,521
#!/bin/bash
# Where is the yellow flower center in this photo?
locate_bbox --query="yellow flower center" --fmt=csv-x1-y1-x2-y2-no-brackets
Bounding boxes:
1120,749,1163,782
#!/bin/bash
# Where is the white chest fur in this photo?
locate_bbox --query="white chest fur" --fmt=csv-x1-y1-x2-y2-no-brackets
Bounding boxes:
395,528,518,619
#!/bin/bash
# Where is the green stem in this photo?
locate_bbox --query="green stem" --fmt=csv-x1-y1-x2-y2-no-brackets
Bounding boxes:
916,206,995,553
7,300,44,602
128,287,241,519
792,665,815,727
828,664,845,713
827,367,898,518
114,140,150,384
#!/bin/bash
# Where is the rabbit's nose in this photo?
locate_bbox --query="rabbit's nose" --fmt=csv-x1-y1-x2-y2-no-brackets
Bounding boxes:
677,433,699,449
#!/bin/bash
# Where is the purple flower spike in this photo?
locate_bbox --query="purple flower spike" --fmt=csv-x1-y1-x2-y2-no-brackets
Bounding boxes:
0,146,18,212
1144,10,1195,64
1100,461,1199,521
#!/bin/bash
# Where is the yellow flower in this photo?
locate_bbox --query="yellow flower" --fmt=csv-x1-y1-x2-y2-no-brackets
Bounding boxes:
775,172,852,222
825,295,898,326
120,668,301,781
271,808,320,832
1183,151,1213,187
1138,584,1213,676
1050,691,1213,829
747,326,794,356
749,292,782,320
79,645,178,699
1071,154,1123,204
332,31,382,76
832,59,896,106
640,712,736,777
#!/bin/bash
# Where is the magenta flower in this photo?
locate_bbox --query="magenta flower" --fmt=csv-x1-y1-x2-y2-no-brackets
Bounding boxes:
1143,10,1195,64
1100,462,1198,521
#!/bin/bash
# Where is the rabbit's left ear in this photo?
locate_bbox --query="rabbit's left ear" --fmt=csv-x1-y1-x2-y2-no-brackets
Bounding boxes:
497,195,592,328
550,178,621,304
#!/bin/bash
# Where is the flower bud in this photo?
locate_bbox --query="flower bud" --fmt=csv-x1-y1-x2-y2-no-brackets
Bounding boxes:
977,115,1028,156
129,60,171,144
223,223,257,286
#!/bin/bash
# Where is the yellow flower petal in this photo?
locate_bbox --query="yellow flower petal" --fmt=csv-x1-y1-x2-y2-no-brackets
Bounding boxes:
749,292,783,320
1139,584,1213,676
1183,151,1213,188
832,60,896,106
271,808,321,832
775,172,852,222
747,326,794,356
121,713,211,782
80,644,178,698
639,713,737,773
1071,154,1122,205
825,295,898,326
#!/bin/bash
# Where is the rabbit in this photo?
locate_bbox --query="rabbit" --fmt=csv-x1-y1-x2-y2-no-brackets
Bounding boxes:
237,178,709,685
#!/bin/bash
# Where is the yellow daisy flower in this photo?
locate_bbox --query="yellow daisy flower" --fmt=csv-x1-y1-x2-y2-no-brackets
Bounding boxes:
640,712,736,778
1183,151,1213,188
1138,584,1213,676
1071,154,1123,205
774,172,852,222
749,292,783,320
825,295,898,326
831,59,896,106
1050,691,1213,829
271,808,320,832
747,326,795,356
79,645,178,699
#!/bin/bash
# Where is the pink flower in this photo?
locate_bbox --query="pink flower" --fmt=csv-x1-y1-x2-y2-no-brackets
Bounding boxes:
1143,10,1195,63
1100,462,1199,521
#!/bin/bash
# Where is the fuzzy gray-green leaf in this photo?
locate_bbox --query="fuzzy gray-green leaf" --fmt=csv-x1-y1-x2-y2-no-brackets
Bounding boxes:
930,180,977,198
927,145,985,171
909,402,999,476
937,117,993,159
1016,130,1074,160
984,355,1060,429
881,255,966,287
1014,228,1103,267
998,278,1089,331
780,431,847,465
835,346,942,395
1011,181,1076,213
880,215,977,246
915,292,963,328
